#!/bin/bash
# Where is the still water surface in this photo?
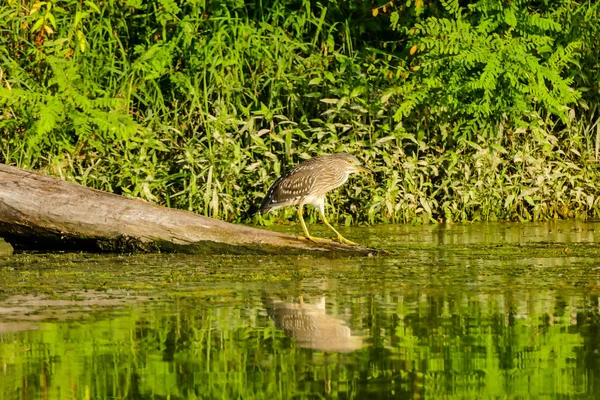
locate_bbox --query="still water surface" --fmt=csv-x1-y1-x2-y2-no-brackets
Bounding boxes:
2,221,600,399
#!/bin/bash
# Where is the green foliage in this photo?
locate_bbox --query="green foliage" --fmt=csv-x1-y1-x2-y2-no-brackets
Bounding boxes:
390,0,584,139
0,57,139,164
0,0,599,225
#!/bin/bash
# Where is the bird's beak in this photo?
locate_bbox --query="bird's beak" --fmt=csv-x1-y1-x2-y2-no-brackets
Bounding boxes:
357,164,374,175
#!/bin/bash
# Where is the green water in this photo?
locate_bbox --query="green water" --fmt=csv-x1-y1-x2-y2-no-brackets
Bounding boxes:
2,221,600,399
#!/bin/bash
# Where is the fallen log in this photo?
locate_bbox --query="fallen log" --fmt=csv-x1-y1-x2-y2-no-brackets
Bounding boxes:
0,164,373,255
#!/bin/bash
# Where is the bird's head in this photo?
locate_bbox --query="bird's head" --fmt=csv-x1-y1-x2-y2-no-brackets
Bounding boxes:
337,153,373,175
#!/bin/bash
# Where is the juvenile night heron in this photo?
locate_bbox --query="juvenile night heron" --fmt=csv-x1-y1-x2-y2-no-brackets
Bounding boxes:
258,153,373,246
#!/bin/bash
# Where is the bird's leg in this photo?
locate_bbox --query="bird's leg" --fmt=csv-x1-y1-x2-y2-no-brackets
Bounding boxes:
298,205,332,243
319,208,359,246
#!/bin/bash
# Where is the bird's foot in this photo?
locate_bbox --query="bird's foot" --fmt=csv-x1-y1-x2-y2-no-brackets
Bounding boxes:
299,235,333,244
336,235,359,246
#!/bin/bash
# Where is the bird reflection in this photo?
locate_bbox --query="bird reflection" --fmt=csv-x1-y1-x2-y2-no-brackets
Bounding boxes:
263,295,364,353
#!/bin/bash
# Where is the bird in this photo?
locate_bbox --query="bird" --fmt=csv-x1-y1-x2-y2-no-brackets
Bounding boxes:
263,295,364,353
258,153,373,246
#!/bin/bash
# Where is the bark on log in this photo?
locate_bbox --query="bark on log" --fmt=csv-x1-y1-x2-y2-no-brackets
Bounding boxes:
0,164,373,255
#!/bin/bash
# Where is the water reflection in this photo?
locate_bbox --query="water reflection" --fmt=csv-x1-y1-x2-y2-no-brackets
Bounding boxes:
2,284,600,398
353,219,600,248
264,295,364,353
2,221,600,398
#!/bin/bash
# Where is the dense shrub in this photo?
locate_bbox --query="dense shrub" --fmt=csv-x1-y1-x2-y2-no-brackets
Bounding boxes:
0,0,599,224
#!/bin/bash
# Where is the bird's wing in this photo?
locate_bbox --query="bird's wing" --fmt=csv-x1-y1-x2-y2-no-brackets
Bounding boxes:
273,167,317,200
259,166,318,212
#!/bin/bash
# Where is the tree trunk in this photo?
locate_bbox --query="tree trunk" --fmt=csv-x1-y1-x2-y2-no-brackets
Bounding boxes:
0,164,373,255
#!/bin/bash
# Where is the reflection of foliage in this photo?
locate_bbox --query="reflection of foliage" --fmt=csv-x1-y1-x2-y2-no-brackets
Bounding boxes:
0,288,598,398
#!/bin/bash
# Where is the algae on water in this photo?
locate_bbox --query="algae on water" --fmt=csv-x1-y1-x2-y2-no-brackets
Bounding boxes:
0,238,12,256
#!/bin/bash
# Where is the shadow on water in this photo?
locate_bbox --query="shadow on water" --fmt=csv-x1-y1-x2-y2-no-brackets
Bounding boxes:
2,220,600,398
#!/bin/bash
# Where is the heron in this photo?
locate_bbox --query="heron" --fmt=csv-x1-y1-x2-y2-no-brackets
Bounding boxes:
259,153,372,246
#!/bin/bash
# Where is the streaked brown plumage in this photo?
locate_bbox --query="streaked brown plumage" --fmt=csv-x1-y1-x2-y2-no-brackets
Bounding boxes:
259,153,372,245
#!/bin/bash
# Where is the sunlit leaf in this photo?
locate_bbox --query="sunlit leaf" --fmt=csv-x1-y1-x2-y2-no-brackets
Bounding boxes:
85,0,101,13
31,18,44,32
30,1,44,15
76,29,87,52
47,12,56,28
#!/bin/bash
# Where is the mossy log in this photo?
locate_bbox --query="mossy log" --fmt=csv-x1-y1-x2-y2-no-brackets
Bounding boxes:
0,164,373,255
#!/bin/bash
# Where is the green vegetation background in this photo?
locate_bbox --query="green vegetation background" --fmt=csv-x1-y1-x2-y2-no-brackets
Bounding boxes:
1,0,599,225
